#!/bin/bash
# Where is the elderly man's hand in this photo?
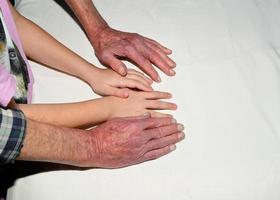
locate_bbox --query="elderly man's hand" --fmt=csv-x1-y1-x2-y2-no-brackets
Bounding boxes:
91,27,176,82
83,114,185,168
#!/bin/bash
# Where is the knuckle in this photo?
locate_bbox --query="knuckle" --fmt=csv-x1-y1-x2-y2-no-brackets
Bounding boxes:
156,127,164,138
132,32,140,37
116,90,123,96
119,79,125,86
132,37,143,44
156,102,164,109
127,122,140,132
149,101,158,108
121,39,131,49
150,49,158,56
100,51,110,61
130,32,140,39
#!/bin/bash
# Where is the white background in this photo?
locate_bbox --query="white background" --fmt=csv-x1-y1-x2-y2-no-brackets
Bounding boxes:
7,0,280,199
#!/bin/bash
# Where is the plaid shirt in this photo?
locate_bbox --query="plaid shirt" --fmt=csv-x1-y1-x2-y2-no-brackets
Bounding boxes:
0,108,26,164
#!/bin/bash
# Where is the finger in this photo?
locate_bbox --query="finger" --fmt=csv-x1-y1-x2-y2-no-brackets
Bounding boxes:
144,124,184,140
120,112,151,121
118,78,152,92
144,91,172,100
146,132,185,151
146,42,176,68
146,100,177,110
126,74,153,90
146,47,176,77
144,37,172,54
101,52,128,76
127,68,153,84
142,145,176,161
138,116,176,130
150,111,173,118
123,45,161,82
109,87,129,98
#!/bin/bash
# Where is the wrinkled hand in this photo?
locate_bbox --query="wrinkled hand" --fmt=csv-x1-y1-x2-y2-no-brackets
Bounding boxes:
84,114,185,168
91,27,176,82
87,67,153,98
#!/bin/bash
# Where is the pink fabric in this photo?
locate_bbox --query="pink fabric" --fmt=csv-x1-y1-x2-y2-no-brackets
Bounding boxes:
0,0,33,106
0,66,16,106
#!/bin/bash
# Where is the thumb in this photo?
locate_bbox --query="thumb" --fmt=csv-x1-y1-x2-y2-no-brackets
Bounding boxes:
102,53,128,76
110,87,130,98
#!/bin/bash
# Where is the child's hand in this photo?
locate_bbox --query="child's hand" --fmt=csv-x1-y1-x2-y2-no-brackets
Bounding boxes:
87,67,153,98
105,90,177,118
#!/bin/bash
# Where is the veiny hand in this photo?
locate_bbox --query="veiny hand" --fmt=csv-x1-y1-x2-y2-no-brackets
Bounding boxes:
106,90,177,118
84,114,185,168
88,67,153,98
91,27,176,82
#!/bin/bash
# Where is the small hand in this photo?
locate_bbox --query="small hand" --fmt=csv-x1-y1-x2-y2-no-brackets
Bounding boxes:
91,27,176,82
88,67,153,98
107,90,177,118
84,114,185,168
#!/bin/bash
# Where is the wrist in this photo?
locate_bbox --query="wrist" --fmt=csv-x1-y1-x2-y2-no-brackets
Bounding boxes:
84,98,112,125
103,96,121,119
96,96,115,121
89,25,111,48
70,130,100,167
79,64,102,86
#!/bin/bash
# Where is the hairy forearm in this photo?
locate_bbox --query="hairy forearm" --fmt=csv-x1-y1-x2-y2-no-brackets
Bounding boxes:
65,0,108,41
18,98,112,128
17,118,97,166
9,3,96,82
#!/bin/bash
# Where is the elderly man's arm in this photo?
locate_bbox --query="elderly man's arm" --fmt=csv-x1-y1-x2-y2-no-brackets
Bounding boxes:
17,118,92,166
64,0,176,82
3,109,184,168
0,106,90,165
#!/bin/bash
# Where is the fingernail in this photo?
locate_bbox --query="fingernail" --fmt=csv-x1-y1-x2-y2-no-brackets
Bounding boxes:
172,104,178,110
123,92,129,97
177,124,184,131
143,112,151,117
171,118,177,123
157,76,161,82
169,69,176,76
165,48,172,53
170,62,176,68
119,67,127,76
170,145,176,151
178,132,185,140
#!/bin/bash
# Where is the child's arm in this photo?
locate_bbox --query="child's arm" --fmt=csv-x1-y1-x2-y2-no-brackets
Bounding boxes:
8,3,153,98
17,90,176,128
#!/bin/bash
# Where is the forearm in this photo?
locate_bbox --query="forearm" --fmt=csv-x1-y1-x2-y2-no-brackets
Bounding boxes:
65,0,108,42
18,98,112,128
9,3,97,82
17,118,97,167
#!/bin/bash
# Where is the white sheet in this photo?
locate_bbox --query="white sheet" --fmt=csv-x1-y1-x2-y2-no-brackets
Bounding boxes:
7,0,280,199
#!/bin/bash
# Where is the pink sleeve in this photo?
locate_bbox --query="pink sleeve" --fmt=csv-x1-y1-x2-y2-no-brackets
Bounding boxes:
0,65,16,107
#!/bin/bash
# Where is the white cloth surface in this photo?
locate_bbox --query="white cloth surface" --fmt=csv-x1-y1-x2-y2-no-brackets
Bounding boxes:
7,0,280,199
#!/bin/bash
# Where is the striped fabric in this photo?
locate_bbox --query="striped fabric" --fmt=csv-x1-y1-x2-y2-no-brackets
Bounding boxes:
0,108,26,164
